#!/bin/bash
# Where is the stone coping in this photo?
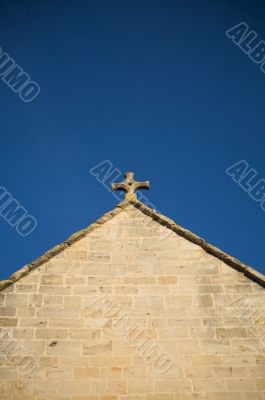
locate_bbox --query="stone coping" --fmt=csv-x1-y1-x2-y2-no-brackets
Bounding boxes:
0,199,264,291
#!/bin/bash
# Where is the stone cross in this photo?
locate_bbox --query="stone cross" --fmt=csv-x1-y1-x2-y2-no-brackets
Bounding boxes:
112,171,150,200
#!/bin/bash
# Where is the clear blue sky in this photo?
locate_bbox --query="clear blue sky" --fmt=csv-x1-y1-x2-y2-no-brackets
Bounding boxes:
0,0,265,280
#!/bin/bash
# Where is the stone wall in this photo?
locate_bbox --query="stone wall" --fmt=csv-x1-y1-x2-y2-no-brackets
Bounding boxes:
0,205,264,399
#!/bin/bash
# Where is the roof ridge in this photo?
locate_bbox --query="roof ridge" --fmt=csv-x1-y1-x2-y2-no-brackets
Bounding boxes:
0,199,264,291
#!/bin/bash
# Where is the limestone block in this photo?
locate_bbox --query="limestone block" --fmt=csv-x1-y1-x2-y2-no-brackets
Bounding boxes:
195,294,214,308
101,367,122,379
193,378,225,392
107,380,127,394
175,339,201,354
74,367,100,379
5,294,28,306
90,356,131,367
39,356,59,367
127,379,153,393
83,339,112,355
69,329,100,340
63,296,82,309
185,366,213,378
50,318,84,328
39,286,71,295
198,285,224,294
0,317,18,327
191,355,222,366
40,275,63,285
13,328,34,339
65,276,86,285
35,329,68,339
200,339,231,354
47,340,81,356
157,276,178,284
43,295,64,307
123,367,147,379
15,284,38,293
0,307,16,316
226,378,255,391
58,381,92,395
154,379,191,392
165,295,192,308
46,367,72,379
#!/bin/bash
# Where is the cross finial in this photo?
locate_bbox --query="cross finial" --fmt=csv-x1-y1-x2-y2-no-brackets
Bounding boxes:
112,171,150,200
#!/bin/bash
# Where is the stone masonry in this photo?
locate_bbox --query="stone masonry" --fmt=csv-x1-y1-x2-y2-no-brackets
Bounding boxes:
0,203,265,399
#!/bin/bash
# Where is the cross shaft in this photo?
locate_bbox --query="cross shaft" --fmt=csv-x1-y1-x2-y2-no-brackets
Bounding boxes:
112,172,150,200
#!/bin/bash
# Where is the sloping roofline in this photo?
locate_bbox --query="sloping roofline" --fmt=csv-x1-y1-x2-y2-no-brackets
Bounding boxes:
0,199,264,291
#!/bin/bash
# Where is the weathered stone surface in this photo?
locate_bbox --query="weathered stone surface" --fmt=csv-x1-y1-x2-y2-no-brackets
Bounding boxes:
0,204,264,399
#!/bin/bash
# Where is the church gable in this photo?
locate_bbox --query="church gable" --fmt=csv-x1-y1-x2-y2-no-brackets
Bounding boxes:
0,171,264,399
1,197,264,292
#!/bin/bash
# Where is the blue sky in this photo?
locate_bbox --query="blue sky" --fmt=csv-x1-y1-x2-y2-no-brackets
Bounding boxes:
0,0,265,280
